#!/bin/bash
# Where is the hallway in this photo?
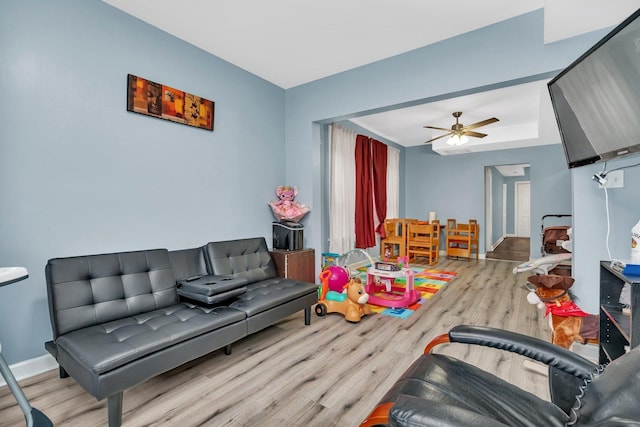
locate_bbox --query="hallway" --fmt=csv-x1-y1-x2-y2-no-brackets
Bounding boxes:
485,237,530,262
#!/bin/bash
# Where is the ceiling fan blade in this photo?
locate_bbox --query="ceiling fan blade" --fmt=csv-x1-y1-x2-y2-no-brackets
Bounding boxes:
423,125,451,131
463,117,499,130
465,130,487,138
424,132,452,144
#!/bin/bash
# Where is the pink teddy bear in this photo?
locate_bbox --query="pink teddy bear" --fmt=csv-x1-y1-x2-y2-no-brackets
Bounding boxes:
269,185,310,222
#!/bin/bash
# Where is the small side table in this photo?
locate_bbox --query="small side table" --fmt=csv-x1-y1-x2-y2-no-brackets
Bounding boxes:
270,248,316,283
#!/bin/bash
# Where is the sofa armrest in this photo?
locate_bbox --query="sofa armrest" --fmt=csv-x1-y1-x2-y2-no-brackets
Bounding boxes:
431,325,596,379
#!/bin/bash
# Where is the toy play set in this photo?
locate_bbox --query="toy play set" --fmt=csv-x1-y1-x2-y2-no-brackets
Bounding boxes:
316,251,420,322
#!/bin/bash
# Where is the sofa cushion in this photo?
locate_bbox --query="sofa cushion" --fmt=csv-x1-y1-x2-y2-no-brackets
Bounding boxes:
46,249,179,337
204,238,277,284
55,303,246,375
230,277,318,317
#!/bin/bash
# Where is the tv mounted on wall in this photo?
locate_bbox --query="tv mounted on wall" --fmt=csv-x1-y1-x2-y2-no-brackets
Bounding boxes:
548,8,640,169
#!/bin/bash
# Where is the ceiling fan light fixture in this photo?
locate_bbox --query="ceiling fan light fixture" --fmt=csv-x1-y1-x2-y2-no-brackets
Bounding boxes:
447,133,469,146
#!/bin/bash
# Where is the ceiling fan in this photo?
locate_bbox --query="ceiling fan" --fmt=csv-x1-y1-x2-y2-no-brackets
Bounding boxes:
424,111,499,145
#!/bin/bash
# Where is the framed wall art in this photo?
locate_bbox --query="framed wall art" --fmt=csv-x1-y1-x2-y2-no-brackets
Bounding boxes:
126,74,215,131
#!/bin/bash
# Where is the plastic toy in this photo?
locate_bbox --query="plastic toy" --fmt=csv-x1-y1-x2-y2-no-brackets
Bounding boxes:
513,252,572,276
268,185,310,222
321,252,340,269
316,270,371,322
366,256,420,308
323,265,350,293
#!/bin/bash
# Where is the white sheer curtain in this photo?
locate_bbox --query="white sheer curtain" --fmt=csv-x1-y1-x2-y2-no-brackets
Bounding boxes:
329,124,357,254
386,146,400,219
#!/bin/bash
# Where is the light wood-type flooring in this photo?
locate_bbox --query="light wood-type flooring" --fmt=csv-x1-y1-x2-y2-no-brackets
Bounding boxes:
0,258,552,426
485,237,531,262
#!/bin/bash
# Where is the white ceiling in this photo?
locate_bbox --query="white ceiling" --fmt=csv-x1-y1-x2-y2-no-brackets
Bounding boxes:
103,0,640,152
495,164,530,177
351,80,552,148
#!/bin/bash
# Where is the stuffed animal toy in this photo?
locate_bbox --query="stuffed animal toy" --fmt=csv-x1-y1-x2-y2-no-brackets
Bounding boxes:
268,185,310,223
527,274,599,349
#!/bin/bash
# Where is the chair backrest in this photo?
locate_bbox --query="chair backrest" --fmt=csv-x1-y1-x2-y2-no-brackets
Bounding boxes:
469,219,479,240
573,345,640,423
431,220,440,242
384,219,401,239
408,223,438,243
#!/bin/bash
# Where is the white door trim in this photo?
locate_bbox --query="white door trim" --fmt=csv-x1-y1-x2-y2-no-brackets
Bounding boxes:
502,183,507,238
515,181,531,238
485,167,492,254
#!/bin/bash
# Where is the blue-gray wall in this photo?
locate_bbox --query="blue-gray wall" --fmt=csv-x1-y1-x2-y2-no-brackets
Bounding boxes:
285,9,632,318
573,159,640,311
402,145,569,257
0,1,285,364
2,3,639,366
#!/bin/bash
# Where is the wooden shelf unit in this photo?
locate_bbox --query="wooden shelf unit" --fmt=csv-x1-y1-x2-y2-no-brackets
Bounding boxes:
599,261,640,364
270,248,316,284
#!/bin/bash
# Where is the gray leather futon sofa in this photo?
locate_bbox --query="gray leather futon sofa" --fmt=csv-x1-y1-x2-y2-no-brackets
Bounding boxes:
44,237,317,427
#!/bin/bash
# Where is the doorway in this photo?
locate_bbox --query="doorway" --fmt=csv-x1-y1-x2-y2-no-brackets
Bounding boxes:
484,164,531,262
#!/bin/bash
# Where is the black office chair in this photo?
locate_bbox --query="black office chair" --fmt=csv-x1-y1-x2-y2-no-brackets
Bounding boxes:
0,267,53,427
362,325,640,426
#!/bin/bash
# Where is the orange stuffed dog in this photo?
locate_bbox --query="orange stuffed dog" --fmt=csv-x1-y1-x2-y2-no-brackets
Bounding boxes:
527,275,598,349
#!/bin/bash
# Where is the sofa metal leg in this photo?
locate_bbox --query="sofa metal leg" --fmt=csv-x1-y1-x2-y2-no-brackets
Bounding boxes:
224,344,232,355
108,392,123,427
59,366,69,378
304,307,311,325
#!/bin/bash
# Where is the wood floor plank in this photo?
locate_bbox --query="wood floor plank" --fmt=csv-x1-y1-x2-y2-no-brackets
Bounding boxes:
0,259,556,426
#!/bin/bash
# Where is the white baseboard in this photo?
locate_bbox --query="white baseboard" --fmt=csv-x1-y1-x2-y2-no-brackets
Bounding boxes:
490,237,504,251
0,353,57,387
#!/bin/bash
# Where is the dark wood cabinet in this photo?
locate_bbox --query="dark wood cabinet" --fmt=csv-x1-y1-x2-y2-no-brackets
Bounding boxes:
599,261,640,364
270,248,316,283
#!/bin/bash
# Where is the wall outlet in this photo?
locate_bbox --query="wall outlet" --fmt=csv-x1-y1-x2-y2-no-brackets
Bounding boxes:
599,170,624,189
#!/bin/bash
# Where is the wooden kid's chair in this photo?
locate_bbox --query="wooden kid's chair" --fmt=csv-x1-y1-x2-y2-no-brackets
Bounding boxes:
446,218,478,260
407,221,440,265
380,219,404,261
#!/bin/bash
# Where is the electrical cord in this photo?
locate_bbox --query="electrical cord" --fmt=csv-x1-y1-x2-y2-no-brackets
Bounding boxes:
603,160,640,175
595,160,640,261
595,160,640,183
600,161,613,261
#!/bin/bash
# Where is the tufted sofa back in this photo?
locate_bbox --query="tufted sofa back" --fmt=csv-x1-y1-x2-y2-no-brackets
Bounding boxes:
205,237,276,284
46,249,179,337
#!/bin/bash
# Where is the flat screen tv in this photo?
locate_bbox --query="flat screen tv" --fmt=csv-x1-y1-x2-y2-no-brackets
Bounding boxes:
548,8,640,169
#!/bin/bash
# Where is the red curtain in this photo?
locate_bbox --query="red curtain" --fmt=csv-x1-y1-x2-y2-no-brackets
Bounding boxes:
355,135,375,248
355,136,388,248
372,139,388,237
